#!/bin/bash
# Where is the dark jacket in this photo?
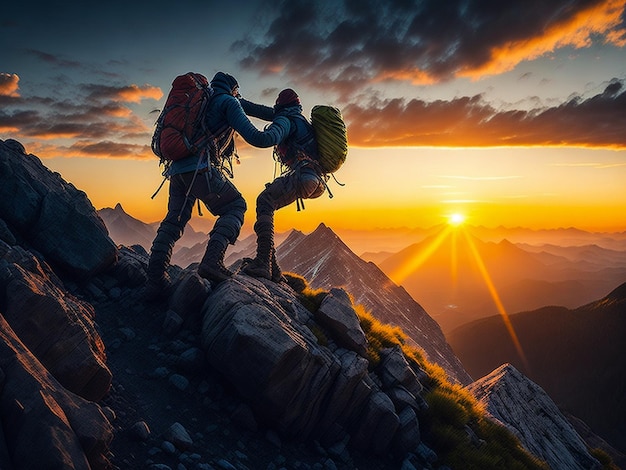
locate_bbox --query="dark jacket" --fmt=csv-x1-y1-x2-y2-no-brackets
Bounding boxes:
240,99,318,169
168,74,288,176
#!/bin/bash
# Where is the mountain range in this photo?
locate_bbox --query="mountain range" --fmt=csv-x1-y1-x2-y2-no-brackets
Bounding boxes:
374,229,626,334
99,204,626,339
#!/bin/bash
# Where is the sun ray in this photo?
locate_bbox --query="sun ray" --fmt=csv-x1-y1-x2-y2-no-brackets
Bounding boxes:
461,227,532,373
389,225,452,283
450,229,459,291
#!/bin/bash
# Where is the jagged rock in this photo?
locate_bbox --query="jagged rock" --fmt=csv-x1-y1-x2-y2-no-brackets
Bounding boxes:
378,346,428,413
162,309,184,336
379,346,426,397
0,139,117,277
0,219,16,246
0,241,111,401
108,245,148,287
315,287,368,357
0,314,112,469
201,276,404,453
468,363,601,470
393,407,421,455
351,390,399,455
129,421,151,441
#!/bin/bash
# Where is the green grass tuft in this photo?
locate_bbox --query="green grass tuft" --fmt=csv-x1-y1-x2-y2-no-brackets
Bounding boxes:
284,272,328,313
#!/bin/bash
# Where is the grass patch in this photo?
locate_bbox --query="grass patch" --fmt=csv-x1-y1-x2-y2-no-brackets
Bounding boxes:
284,272,328,313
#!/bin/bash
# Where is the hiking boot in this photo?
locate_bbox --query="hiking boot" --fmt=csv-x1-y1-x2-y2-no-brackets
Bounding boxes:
197,240,233,284
242,257,271,280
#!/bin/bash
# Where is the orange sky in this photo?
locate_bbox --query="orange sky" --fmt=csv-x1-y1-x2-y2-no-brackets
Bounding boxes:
2,0,626,235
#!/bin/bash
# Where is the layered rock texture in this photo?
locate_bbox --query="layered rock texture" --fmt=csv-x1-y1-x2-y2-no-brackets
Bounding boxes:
468,364,601,470
200,277,425,454
0,139,117,276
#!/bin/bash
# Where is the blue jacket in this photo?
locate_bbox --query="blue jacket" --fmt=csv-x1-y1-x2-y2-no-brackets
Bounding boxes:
240,99,318,167
168,80,289,176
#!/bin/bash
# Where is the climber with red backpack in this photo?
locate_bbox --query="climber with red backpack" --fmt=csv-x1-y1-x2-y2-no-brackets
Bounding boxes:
144,72,290,301
239,89,347,282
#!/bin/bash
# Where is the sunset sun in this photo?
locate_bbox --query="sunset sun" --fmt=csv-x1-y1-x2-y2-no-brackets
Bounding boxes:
448,213,466,226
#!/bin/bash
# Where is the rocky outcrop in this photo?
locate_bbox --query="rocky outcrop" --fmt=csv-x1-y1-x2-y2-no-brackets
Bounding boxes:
0,314,112,469
467,363,601,470
0,241,112,401
0,139,115,467
201,275,427,455
0,139,117,277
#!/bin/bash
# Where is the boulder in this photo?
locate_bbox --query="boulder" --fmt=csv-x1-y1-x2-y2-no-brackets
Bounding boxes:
0,139,117,277
315,287,368,357
0,314,112,469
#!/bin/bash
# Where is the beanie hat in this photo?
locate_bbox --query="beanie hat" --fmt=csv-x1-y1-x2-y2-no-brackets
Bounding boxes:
211,72,239,94
275,88,300,107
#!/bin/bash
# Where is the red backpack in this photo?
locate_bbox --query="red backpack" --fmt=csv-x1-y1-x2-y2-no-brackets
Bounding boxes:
151,72,214,161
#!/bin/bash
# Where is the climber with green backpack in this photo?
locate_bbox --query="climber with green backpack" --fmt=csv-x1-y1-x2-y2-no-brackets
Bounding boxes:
239,88,348,282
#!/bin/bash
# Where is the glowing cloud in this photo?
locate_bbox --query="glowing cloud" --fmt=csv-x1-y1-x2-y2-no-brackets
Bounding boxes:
0,73,20,97
463,0,626,78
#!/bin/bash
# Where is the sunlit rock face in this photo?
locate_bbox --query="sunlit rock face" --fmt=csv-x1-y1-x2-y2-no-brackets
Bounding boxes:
468,363,602,470
0,314,113,469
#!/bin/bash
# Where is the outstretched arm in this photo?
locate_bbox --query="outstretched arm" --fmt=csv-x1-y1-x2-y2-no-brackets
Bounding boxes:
239,98,274,121
225,97,288,147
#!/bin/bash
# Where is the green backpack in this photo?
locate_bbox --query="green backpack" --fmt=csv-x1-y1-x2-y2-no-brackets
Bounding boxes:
310,105,348,174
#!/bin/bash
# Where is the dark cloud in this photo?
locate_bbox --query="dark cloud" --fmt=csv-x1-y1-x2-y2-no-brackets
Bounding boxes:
344,79,626,148
237,0,626,93
0,80,161,156
68,140,152,159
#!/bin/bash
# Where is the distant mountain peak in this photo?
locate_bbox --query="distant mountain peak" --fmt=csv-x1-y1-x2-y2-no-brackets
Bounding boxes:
114,202,124,212
310,222,336,238
277,224,472,384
